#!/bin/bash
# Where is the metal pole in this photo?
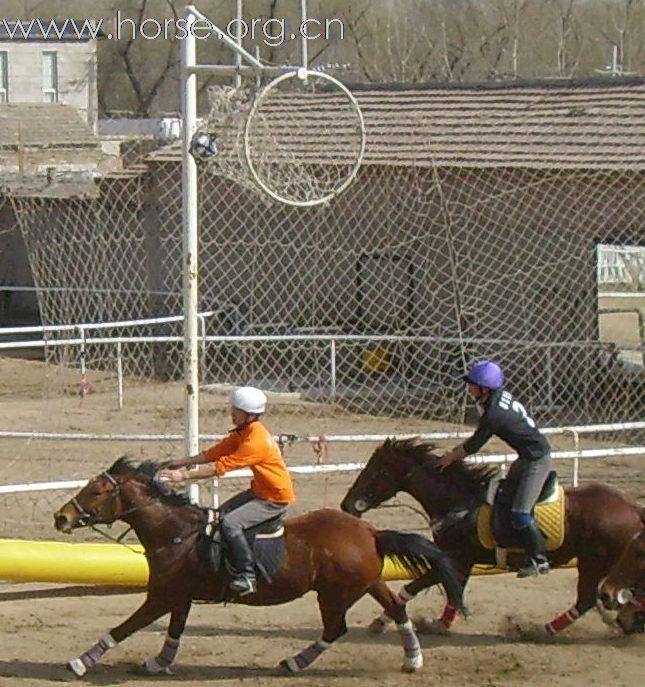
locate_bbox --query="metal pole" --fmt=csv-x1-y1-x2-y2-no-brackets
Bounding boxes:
300,0,309,71
116,342,123,409
638,309,645,367
330,339,336,400
564,429,581,487
78,326,88,401
234,0,243,89
181,7,200,504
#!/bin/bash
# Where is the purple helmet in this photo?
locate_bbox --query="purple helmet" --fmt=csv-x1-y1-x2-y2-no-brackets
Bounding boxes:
464,360,505,390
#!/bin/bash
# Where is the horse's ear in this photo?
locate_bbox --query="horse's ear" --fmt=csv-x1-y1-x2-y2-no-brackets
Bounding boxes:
383,437,392,448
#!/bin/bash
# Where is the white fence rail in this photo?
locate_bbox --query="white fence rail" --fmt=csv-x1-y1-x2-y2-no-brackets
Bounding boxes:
1,423,644,497
597,244,645,285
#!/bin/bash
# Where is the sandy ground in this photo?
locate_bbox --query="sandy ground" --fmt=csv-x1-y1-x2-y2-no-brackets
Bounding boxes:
0,569,643,687
0,357,643,686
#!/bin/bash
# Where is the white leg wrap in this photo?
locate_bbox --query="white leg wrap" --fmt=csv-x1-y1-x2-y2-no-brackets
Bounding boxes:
398,588,415,604
398,620,423,672
157,635,180,667
70,633,117,675
286,639,332,672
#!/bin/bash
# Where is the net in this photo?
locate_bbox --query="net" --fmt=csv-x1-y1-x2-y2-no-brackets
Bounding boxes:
1,80,645,539
204,70,366,206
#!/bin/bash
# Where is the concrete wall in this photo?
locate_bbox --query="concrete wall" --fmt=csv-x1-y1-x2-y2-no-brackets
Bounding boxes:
0,41,97,129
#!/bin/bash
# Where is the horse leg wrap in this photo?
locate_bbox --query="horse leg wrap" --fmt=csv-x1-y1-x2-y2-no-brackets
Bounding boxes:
397,621,423,672
157,635,180,667
544,607,581,635
439,604,459,628
143,635,180,674
69,633,117,676
377,587,416,625
285,639,331,672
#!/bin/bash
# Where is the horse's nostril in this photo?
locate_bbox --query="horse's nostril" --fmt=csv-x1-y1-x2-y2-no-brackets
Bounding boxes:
54,513,70,531
598,591,617,610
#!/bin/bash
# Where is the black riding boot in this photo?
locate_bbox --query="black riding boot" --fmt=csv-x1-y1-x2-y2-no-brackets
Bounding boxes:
226,532,257,595
516,522,550,578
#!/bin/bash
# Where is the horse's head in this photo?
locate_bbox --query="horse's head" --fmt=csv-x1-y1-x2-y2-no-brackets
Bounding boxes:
341,437,500,519
54,456,158,533
340,438,436,517
597,527,645,612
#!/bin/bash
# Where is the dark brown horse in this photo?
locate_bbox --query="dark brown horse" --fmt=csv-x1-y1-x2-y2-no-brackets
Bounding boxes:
597,523,645,634
53,456,464,677
340,438,645,637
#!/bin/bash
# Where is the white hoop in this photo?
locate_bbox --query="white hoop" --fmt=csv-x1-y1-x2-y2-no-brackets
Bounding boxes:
243,69,366,207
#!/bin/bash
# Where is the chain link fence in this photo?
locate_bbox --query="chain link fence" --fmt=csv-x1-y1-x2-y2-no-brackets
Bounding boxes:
5,158,645,426
1,81,645,539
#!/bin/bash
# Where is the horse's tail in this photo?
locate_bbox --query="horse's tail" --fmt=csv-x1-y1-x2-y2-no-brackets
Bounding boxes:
375,530,464,612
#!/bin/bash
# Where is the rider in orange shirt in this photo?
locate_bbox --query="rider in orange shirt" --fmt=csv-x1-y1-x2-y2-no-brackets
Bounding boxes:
160,387,295,596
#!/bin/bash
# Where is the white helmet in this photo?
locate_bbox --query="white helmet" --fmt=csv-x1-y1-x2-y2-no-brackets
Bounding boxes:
229,386,267,415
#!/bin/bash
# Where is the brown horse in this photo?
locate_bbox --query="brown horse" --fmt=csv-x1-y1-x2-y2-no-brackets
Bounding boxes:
340,438,645,637
597,524,645,634
53,456,464,677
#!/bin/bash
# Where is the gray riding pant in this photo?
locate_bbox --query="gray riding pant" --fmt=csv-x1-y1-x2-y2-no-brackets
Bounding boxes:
505,453,553,514
219,489,287,538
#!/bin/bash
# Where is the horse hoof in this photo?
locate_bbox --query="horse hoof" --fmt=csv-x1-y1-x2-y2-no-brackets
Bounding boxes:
367,617,390,634
402,653,423,673
142,657,173,675
617,606,645,635
414,617,450,636
278,657,301,674
67,658,87,677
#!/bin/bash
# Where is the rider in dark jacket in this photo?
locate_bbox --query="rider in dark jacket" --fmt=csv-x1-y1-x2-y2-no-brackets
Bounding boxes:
437,360,552,578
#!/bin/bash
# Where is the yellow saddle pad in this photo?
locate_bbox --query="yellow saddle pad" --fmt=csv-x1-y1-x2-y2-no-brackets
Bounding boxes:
476,486,566,551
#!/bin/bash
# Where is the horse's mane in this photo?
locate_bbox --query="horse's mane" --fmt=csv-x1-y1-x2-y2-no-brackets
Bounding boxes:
381,437,499,494
108,455,192,506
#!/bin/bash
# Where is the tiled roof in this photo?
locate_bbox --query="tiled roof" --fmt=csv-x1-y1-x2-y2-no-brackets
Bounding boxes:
149,78,645,170
0,103,98,149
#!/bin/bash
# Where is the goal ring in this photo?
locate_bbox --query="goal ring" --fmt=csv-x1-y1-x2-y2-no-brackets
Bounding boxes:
243,69,366,207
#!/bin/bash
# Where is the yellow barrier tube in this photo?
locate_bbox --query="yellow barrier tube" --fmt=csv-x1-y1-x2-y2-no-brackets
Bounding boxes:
0,539,574,586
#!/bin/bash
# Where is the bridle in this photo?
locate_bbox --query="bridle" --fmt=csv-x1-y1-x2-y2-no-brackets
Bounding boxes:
71,471,124,527
70,470,160,545
351,458,437,522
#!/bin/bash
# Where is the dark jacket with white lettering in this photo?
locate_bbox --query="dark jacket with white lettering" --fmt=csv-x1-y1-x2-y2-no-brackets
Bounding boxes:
463,389,550,461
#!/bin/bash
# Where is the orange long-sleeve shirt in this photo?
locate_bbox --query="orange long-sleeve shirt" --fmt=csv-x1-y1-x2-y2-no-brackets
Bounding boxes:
202,421,295,504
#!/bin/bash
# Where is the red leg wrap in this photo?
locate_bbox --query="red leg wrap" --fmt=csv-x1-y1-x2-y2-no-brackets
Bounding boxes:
544,607,580,635
440,604,458,627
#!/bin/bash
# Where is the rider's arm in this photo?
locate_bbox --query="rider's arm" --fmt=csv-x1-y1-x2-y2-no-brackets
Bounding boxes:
208,436,265,476
159,434,240,482
438,417,495,469
462,422,495,455
163,451,209,470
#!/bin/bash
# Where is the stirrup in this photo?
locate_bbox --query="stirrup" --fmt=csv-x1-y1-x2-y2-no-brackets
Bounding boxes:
517,559,550,579
229,574,257,596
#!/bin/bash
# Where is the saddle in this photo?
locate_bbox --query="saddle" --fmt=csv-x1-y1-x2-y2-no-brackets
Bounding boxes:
200,510,286,586
476,470,566,552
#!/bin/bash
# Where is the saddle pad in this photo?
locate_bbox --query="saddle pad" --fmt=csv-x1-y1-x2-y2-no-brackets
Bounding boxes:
477,486,566,551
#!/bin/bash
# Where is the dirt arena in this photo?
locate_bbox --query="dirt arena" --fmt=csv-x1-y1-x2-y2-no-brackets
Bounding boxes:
0,356,643,686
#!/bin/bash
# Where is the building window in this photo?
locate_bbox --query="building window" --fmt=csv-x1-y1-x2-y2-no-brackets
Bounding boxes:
42,51,58,103
0,52,7,103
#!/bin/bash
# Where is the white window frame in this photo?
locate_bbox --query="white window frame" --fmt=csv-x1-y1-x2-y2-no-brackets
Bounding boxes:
0,51,8,103
42,50,58,103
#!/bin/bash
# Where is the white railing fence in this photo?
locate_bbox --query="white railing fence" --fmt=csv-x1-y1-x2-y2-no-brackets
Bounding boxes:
1,422,644,502
597,244,645,286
